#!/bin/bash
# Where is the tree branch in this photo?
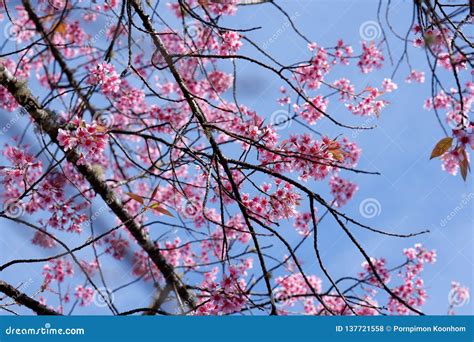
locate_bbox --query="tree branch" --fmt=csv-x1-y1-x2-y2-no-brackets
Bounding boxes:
0,280,60,315
0,64,196,310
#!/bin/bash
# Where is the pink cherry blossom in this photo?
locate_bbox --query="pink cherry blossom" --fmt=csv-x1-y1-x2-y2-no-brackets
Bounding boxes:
87,62,121,96
357,42,384,73
405,70,425,83
0,0,468,318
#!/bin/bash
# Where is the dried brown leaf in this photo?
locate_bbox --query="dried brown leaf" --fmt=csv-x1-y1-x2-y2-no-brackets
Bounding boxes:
430,137,453,159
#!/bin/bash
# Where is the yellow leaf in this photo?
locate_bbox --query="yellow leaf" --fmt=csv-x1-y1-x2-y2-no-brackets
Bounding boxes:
148,203,174,217
148,202,160,209
326,140,345,162
430,137,453,160
125,192,145,205
329,149,344,162
54,22,67,35
95,125,108,133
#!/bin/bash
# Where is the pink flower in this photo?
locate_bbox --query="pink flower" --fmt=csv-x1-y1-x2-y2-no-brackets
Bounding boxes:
104,231,129,260
275,273,322,308
57,129,77,151
219,31,242,56
329,175,358,207
440,149,466,176
196,263,251,315
333,39,353,65
346,87,387,117
333,78,355,101
75,285,95,306
87,62,121,95
0,85,19,111
296,45,331,89
360,257,391,285
405,70,425,83
453,128,474,150
382,78,398,93
57,120,108,162
358,42,384,73
42,258,74,287
207,71,233,98
299,95,328,125
32,231,57,249
293,211,315,236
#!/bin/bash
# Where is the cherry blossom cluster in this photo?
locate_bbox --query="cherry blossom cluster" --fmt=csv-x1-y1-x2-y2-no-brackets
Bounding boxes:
424,85,473,129
357,42,384,74
57,117,108,164
219,31,243,56
296,95,328,125
132,237,196,281
360,258,391,285
1,145,43,204
329,175,359,207
296,44,331,90
275,273,322,310
1,145,92,243
293,211,315,236
332,39,353,65
422,84,473,175
74,285,95,307
42,258,74,288
196,262,252,315
345,85,389,117
408,21,472,178
168,0,238,18
87,62,121,96
412,25,450,53
356,244,437,315
202,215,251,261
240,181,301,223
331,77,396,117
259,134,361,182
273,244,436,315
405,70,425,84
103,231,129,260
0,0,466,317
385,244,436,314
411,25,467,71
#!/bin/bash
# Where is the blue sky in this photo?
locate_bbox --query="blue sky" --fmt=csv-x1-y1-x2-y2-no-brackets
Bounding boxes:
0,0,472,315
225,0,473,315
